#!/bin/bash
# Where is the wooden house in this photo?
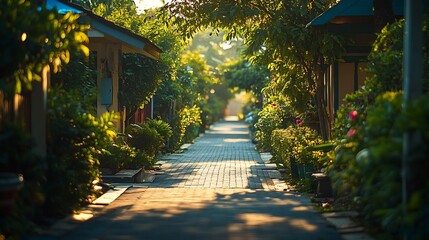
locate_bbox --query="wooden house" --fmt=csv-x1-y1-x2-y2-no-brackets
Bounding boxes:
307,0,404,119
0,0,162,158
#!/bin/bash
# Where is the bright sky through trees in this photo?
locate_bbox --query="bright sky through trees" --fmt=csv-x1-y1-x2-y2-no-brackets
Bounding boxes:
134,0,168,11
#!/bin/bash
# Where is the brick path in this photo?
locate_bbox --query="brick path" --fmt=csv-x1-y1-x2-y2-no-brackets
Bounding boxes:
61,119,342,240
153,120,272,189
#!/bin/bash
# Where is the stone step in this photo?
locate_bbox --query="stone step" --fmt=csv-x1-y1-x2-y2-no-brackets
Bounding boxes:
102,168,155,183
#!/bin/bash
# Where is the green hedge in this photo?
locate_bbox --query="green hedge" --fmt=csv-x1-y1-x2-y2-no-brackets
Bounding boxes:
271,125,325,172
46,89,118,216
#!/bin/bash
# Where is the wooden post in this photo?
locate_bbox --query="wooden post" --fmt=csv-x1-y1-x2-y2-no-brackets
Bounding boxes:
31,65,50,159
402,1,423,238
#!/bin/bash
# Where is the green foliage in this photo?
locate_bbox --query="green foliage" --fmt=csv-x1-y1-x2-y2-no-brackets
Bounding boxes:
188,30,243,69
271,125,325,170
99,141,137,174
180,105,202,144
98,140,154,173
221,59,269,100
161,0,344,139
254,101,293,151
328,16,429,238
145,118,173,143
330,92,429,238
51,51,97,114
46,88,117,216
120,54,162,119
0,0,89,94
125,124,161,158
0,124,45,237
125,118,172,161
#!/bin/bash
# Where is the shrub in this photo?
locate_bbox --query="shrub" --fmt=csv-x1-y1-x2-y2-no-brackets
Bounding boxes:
98,142,137,174
0,124,44,237
328,17,429,237
271,125,325,171
125,118,172,162
46,89,117,216
125,124,162,158
330,92,429,238
255,102,290,152
145,118,173,143
179,105,202,144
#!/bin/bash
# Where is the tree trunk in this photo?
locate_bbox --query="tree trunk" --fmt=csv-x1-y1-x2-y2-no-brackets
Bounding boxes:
373,0,394,32
315,71,330,141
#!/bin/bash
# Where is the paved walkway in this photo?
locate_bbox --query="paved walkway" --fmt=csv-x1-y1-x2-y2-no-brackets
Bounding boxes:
62,118,342,240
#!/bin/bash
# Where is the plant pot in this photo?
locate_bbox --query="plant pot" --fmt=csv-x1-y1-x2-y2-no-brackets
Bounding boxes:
0,173,24,214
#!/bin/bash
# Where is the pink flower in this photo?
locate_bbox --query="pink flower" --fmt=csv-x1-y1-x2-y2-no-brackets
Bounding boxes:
349,110,358,120
347,129,357,137
296,119,303,126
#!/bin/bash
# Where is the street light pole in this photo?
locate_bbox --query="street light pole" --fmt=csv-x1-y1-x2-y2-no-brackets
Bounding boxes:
402,1,423,238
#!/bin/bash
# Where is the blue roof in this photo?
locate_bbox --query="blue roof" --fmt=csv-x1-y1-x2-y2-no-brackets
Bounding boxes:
307,0,404,27
46,0,82,14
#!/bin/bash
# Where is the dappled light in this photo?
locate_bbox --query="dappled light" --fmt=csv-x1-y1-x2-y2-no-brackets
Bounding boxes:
224,138,250,143
237,213,287,226
5,0,428,239
72,211,94,222
88,188,327,238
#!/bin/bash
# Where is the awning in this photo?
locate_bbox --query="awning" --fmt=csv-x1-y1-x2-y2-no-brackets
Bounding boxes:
307,0,404,27
46,0,162,60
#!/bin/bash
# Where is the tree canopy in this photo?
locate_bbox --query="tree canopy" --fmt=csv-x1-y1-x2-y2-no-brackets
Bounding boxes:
0,0,89,94
160,0,344,139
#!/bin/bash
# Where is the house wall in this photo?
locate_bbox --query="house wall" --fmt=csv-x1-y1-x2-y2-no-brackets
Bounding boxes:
338,63,356,105
89,40,121,129
326,61,368,121
0,65,50,158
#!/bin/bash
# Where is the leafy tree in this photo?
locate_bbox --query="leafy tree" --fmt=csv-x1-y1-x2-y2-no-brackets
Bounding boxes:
188,30,243,68
160,0,344,140
221,59,269,101
0,0,89,95
51,52,97,115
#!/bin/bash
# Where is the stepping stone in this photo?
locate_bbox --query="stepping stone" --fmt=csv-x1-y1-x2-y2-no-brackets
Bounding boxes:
180,143,192,150
136,171,156,183
263,163,278,170
266,170,282,179
325,217,360,229
92,184,131,205
342,232,374,240
260,152,273,163
102,168,142,183
338,227,366,234
323,211,359,218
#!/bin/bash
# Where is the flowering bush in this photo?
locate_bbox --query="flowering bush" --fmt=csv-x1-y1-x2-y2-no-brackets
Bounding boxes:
329,91,429,238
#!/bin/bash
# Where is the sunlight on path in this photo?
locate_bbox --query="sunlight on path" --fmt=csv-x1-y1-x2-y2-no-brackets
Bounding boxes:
224,115,240,121
62,120,342,240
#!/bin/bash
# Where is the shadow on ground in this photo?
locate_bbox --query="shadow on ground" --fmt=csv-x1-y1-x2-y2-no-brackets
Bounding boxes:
61,188,341,240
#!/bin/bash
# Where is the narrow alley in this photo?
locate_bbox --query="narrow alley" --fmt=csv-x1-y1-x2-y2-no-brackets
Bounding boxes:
62,118,342,240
